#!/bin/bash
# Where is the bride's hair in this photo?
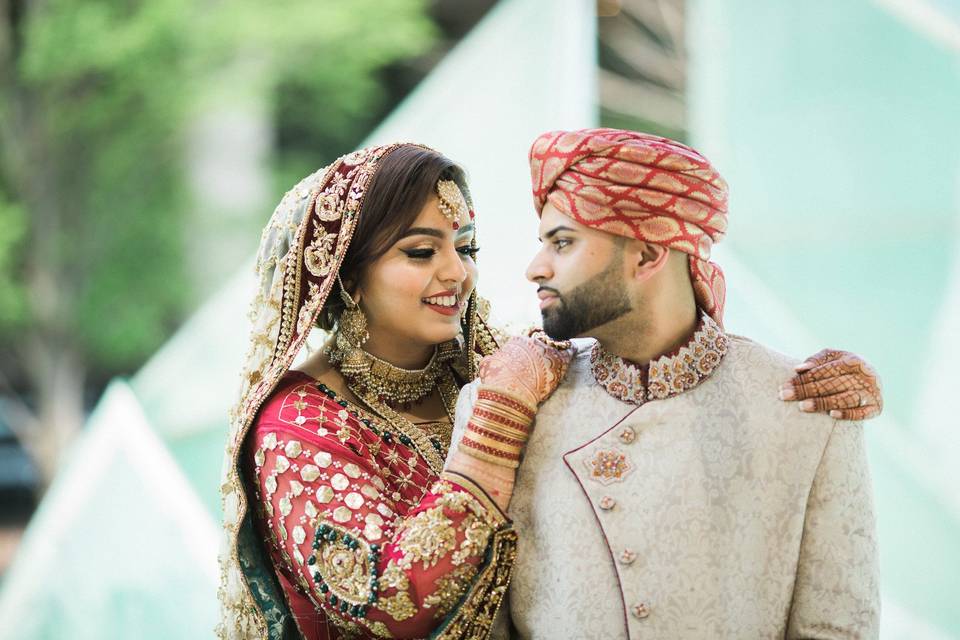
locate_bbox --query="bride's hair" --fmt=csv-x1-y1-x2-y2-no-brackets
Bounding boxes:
316,145,469,332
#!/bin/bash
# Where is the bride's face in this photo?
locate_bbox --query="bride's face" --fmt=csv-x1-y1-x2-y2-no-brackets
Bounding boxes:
357,197,477,350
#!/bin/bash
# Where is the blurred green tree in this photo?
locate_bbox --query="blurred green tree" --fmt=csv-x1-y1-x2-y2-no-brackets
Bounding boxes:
0,0,434,486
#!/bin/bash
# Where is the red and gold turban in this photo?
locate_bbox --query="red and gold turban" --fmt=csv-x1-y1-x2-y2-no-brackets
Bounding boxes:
529,128,729,324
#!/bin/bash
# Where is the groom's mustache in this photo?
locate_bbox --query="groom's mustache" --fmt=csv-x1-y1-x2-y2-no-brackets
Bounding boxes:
537,286,561,297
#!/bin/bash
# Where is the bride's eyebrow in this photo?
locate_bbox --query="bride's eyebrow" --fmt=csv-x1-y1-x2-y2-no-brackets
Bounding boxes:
399,227,444,239
399,222,475,240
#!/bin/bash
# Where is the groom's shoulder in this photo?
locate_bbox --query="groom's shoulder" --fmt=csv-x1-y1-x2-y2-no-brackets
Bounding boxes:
723,333,803,381
722,335,837,439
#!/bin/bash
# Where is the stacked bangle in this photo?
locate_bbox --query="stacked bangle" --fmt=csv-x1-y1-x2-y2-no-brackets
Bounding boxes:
460,388,536,468
459,434,522,466
477,389,535,420
471,407,530,434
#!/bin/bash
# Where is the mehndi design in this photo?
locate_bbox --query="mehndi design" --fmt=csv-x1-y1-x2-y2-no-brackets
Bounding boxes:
782,349,883,421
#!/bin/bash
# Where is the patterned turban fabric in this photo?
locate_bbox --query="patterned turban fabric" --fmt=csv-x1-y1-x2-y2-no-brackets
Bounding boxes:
529,128,729,324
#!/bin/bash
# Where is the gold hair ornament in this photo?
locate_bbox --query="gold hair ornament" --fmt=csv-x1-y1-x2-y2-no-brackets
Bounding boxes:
436,179,469,229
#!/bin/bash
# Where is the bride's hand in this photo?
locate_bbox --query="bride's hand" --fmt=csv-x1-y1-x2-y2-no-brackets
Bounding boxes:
478,334,574,408
779,349,882,421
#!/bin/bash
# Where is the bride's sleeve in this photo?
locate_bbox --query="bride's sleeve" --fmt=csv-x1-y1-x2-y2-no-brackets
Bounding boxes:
247,386,515,639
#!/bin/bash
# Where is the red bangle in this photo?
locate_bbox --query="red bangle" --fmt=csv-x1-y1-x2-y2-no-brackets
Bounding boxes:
477,389,536,419
460,435,521,461
466,423,526,448
471,407,531,433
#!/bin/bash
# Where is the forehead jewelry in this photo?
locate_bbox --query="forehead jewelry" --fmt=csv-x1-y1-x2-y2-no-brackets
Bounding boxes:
436,179,469,230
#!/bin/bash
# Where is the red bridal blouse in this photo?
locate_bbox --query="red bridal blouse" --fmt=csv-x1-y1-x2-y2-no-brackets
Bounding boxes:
243,371,511,639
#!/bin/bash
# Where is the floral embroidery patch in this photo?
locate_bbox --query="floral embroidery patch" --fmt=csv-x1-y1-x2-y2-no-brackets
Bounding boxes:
585,448,635,485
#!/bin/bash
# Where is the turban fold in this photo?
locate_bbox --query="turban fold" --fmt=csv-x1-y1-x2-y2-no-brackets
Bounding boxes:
529,128,729,324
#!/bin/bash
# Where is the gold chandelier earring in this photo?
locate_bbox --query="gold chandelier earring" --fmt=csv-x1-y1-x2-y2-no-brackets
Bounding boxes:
335,275,370,375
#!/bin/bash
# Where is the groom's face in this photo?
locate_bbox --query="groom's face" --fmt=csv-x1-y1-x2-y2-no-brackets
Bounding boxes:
525,203,632,340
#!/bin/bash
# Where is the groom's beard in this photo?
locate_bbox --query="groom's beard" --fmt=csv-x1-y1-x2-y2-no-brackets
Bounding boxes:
540,257,632,341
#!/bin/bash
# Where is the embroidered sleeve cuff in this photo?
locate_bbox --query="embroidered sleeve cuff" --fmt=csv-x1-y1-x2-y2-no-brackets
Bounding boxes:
438,470,510,527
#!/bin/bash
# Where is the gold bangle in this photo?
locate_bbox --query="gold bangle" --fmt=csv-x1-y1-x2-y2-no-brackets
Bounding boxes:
464,432,523,458
461,434,522,463
459,441,520,468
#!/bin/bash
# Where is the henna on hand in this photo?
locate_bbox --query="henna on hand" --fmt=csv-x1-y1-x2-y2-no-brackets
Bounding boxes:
778,349,883,421
478,335,574,408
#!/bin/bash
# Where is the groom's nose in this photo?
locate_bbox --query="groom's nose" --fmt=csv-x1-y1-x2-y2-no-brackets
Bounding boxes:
525,246,553,283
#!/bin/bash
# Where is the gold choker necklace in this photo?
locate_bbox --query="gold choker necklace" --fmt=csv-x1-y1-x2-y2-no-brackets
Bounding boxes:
326,332,460,405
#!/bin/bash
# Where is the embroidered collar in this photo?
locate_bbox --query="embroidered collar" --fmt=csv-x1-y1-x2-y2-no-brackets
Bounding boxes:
590,312,728,405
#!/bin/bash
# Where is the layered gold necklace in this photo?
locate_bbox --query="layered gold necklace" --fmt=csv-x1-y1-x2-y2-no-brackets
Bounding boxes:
326,332,459,404
326,334,461,467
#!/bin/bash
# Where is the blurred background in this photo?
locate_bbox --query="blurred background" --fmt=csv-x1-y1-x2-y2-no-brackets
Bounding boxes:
0,0,957,637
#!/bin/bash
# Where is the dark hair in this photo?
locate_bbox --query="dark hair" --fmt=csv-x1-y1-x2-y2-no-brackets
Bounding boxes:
316,145,470,331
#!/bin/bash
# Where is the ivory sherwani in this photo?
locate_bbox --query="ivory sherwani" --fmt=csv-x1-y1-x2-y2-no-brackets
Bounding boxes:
451,324,879,639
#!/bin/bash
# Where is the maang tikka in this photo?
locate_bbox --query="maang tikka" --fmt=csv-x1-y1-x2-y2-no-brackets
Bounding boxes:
436,179,472,229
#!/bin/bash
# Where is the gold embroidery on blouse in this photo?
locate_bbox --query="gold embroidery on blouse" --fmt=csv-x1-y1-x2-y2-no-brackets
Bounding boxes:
453,516,494,566
310,523,376,608
432,527,518,640
324,614,364,639
423,564,479,619
365,620,393,638
371,561,418,623
395,505,457,570
380,559,409,591
379,591,418,622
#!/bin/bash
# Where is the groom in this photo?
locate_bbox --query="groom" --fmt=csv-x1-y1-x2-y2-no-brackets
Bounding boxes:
454,129,880,638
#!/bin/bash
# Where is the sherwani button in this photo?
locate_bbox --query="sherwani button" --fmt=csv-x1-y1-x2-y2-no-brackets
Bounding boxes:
631,602,650,619
598,496,616,510
618,426,636,444
619,549,637,564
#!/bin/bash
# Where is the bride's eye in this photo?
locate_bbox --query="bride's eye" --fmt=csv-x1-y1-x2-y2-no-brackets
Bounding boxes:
402,248,436,260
